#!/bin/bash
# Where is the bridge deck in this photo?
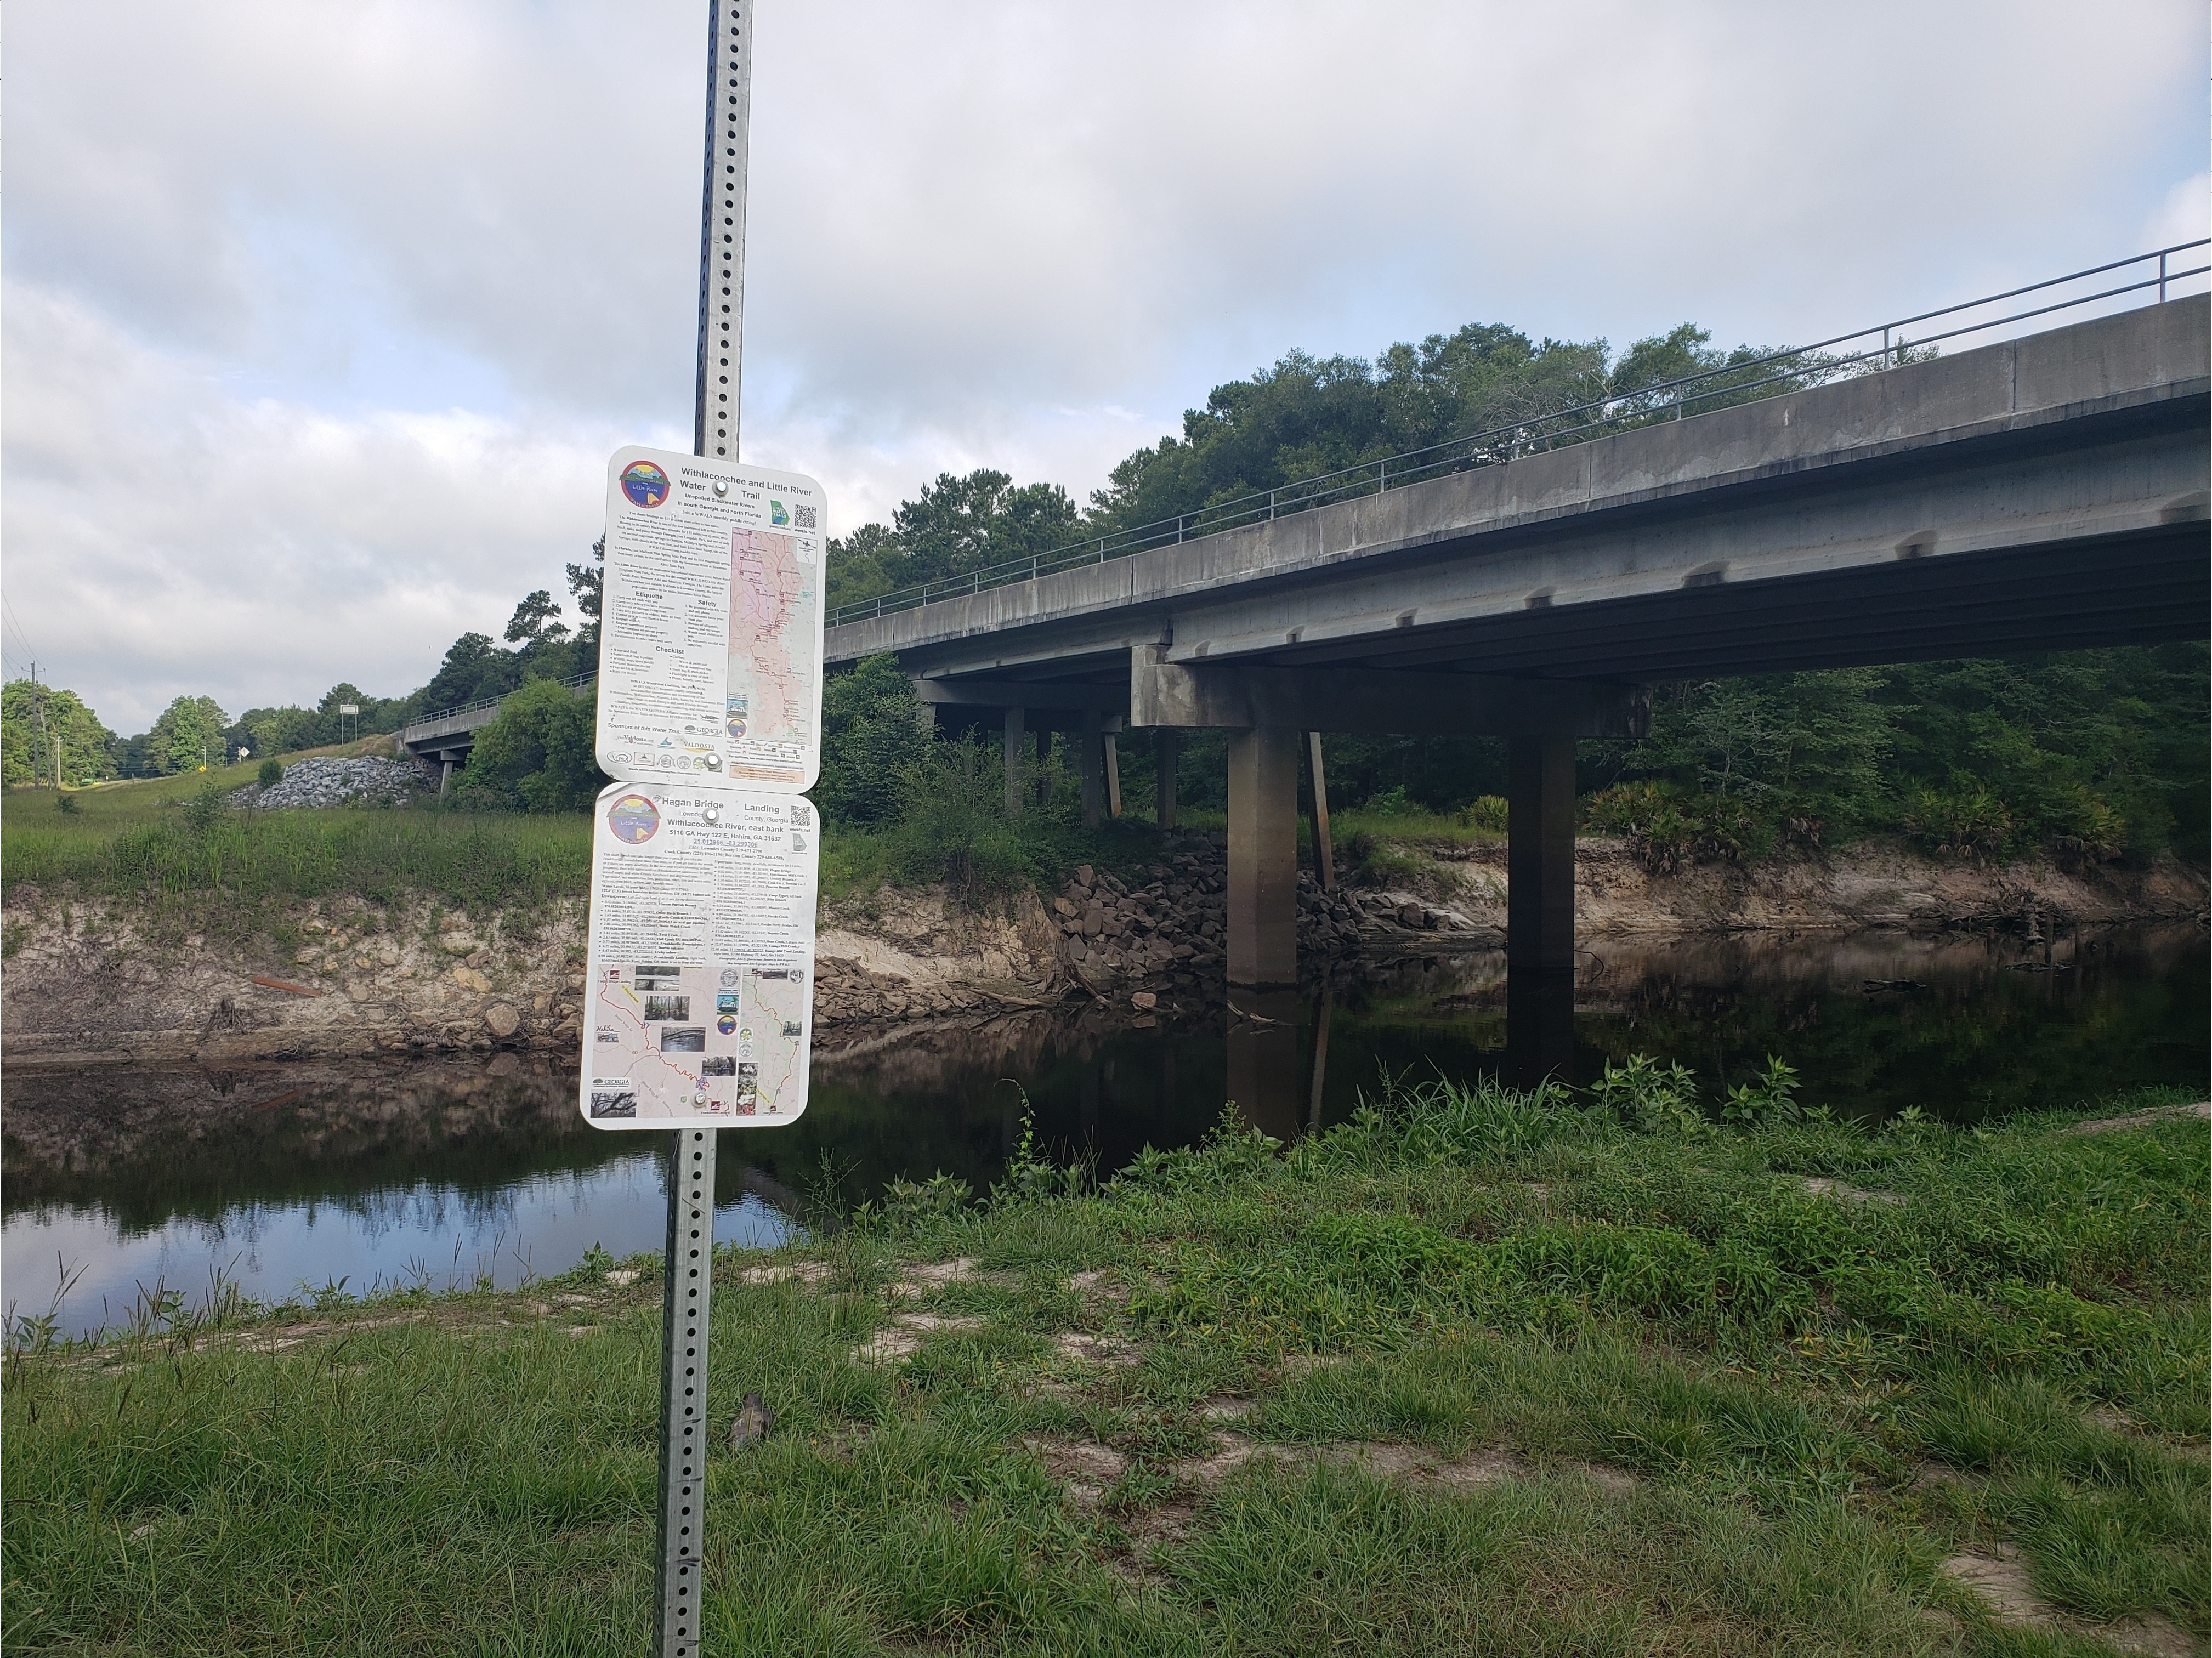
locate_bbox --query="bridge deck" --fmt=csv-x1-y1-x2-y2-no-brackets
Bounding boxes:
826,300,2209,702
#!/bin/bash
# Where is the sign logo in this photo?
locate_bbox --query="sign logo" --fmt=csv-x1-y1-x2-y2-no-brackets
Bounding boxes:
716,1014,739,1035
620,460,671,508
769,499,790,526
606,794,660,844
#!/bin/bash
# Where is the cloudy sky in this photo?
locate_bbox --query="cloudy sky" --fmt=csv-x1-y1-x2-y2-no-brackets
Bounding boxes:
4,0,2205,734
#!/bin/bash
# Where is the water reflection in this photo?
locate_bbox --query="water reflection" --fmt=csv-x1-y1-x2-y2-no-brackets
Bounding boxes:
4,922,2200,1339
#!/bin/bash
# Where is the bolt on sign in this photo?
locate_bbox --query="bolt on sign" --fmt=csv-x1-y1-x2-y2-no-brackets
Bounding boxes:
581,445,827,1131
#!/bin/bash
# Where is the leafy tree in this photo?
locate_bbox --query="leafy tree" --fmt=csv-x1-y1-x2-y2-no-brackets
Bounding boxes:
504,590,567,647
824,472,1082,614
419,632,515,714
453,679,604,813
143,695,230,775
0,680,118,785
228,706,316,761
566,538,604,651
817,654,932,824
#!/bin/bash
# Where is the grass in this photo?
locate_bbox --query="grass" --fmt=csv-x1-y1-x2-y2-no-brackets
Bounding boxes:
6,1077,2204,1654
1,743,591,935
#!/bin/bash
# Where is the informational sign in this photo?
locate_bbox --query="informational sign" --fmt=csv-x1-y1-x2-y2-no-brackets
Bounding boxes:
596,446,825,791
582,782,818,1127
581,443,827,1133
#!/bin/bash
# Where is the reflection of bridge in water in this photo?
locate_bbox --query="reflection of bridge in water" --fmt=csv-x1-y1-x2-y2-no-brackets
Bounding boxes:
827,266,2210,1101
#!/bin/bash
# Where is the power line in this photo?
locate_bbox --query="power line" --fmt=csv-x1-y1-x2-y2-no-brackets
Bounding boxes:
1,594,39,665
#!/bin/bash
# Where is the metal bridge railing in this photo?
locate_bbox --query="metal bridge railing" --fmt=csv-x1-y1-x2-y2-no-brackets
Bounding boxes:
827,240,2210,631
404,669,599,735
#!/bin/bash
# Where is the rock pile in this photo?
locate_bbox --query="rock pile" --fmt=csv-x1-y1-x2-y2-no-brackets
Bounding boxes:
235,756,422,810
1054,851,1225,984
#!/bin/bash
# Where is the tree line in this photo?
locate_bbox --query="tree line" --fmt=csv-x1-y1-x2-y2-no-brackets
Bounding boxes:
0,547,604,786
10,305,2203,870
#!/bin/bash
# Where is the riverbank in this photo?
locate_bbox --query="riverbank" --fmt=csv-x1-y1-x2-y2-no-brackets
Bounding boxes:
8,1080,2204,1654
2,831,2200,1065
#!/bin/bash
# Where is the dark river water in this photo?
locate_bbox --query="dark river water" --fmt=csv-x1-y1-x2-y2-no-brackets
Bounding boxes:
5,922,2203,1341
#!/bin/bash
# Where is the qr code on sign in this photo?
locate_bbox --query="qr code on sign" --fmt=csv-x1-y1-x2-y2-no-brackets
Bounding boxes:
792,505,817,529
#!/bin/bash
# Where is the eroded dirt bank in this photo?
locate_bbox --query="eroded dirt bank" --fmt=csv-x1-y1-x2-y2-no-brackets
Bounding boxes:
2,837,2200,1065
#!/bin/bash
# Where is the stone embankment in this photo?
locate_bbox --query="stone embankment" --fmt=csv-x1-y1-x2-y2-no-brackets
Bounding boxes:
814,837,1467,1024
230,756,423,809
1,837,2200,1065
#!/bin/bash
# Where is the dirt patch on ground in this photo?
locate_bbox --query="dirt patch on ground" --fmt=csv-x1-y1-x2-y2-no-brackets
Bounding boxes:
1801,1177,1905,1205
1938,1548,2198,1656
852,1311,986,1363
1022,1437,1130,1504
2061,1101,2211,1137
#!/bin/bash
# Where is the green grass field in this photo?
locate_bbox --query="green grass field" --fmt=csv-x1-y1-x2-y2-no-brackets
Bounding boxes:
7,1078,2203,1655
1,746,591,933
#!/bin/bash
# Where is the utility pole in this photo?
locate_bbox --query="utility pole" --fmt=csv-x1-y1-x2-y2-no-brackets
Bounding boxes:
652,9,752,1658
29,661,46,788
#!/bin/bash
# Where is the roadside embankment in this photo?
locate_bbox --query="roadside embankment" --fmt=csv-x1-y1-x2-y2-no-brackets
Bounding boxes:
2,837,2200,1065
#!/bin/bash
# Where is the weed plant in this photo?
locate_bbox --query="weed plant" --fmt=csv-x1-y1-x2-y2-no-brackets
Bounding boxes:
6,1072,2203,1654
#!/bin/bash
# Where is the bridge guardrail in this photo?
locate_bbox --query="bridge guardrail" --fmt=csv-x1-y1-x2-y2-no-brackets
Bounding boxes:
403,670,599,737
828,240,2210,630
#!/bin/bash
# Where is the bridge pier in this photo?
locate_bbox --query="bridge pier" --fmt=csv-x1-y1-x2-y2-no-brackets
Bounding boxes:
1226,727,1300,990
1002,707,1026,815
1506,728,1577,1084
1079,711,1105,827
1154,730,1179,828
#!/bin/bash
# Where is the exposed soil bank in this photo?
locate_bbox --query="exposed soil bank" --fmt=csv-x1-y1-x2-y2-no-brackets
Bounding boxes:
3,837,2200,1066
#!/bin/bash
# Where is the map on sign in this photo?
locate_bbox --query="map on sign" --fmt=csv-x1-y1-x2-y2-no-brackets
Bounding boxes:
580,782,819,1130
596,446,825,791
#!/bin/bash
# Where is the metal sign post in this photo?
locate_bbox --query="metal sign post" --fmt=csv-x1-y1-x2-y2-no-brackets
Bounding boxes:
697,0,752,465
653,1127,718,1654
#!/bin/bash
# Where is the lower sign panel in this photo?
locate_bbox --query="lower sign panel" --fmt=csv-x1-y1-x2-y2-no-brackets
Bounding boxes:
581,780,818,1129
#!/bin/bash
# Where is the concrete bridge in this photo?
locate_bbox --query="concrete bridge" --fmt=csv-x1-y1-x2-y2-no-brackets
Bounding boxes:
826,298,2210,1076
398,672,597,792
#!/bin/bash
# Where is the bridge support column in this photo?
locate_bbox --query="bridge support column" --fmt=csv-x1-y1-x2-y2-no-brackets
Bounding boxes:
1506,729,1576,1084
1227,727,1299,990
1155,730,1179,828
1079,711,1104,827
439,757,453,796
1002,707,1026,816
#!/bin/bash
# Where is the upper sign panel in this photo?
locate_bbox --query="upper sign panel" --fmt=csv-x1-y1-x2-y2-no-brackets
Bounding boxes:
597,446,825,792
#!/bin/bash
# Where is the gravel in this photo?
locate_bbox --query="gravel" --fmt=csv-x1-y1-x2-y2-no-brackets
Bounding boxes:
232,756,424,810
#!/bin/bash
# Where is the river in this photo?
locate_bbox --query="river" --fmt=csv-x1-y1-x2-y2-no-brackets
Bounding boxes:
5,921,2202,1341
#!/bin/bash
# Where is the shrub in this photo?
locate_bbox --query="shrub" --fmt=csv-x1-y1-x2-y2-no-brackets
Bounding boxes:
258,759,284,788
1581,781,1759,874
2045,783,2126,870
1456,794,1508,832
819,655,932,825
1903,782,2011,860
1590,1052,1707,1134
1362,785,1420,816
1721,1055,1812,1127
452,679,603,813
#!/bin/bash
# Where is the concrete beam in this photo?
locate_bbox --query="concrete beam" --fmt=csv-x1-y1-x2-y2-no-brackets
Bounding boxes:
1129,645,1646,737
912,677,1127,711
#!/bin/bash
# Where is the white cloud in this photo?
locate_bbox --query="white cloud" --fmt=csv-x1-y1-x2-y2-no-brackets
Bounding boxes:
2,0,2205,730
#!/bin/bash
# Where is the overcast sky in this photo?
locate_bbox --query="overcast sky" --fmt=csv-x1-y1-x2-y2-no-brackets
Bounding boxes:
4,0,2205,733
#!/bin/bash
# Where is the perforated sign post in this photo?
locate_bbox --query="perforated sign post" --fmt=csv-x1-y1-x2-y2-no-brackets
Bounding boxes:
572,5,829,1653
